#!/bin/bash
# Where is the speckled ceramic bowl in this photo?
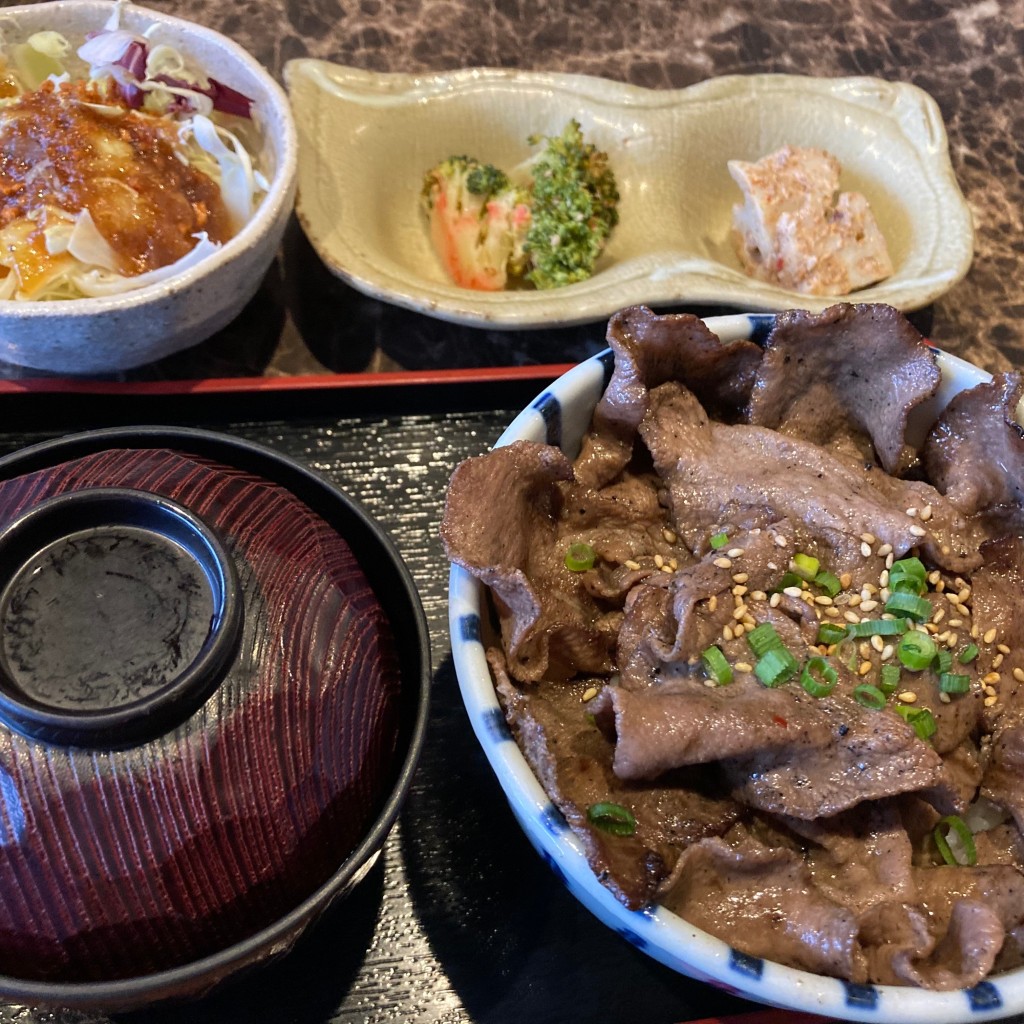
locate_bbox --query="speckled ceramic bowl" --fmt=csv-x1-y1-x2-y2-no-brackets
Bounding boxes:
448,313,1024,1023
0,1,297,375
0,427,429,1010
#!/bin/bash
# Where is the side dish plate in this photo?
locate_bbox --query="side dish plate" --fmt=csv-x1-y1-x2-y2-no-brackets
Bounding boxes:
285,65,973,327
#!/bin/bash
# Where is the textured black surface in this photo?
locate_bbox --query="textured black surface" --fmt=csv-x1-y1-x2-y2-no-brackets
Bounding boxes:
0,396,759,1023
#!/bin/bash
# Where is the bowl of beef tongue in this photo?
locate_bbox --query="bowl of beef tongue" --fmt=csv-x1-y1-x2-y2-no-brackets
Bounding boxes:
443,302,1024,1022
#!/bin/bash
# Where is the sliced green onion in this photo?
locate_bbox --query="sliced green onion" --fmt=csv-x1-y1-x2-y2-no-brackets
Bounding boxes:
836,638,859,672
885,591,932,621
817,622,848,645
897,631,938,670
791,552,820,582
845,618,909,638
565,542,596,571
933,814,977,866
932,649,953,674
755,647,799,688
777,571,805,592
747,622,784,658
939,672,971,694
893,704,937,741
587,802,637,837
801,656,837,698
709,531,730,550
701,645,733,686
889,575,923,595
890,557,927,586
958,643,980,664
879,664,902,695
813,570,842,597
854,683,887,709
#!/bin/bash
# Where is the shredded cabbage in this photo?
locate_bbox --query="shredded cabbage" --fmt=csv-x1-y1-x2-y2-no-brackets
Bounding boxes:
0,10,264,301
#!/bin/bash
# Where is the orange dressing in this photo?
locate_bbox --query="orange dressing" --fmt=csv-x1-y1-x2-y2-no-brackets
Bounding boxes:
0,80,232,277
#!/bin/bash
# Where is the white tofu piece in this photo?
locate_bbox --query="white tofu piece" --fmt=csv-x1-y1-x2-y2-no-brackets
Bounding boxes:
728,145,894,296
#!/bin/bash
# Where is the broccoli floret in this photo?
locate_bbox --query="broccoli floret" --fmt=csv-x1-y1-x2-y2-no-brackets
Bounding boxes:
522,119,619,290
421,155,531,291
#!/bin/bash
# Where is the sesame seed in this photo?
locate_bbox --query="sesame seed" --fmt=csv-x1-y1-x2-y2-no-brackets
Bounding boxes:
935,580,946,592
984,685,997,697
860,542,872,558
906,508,918,518
708,595,718,612
985,695,998,707
723,625,734,641
733,572,750,584
732,585,748,597
661,565,672,574
928,570,941,585
935,630,950,643
863,583,879,596
582,686,598,702
860,532,877,544
751,590,767,602
728,548,745,559
941,544,951,554
840,573,853,589
654,554,664,568
734,623,746,637
767,562,778,571
925,622,939,634
898,691,917,703
769,593,782,608
885,552,895,568
774,535,788,547
704,679,718,688
958,587,971,603
948,617,965,628
859,642,871,659
945,593,961,605
1014,667,1024,683
877,543,893,557
815,595,833,606
735,661,753,673
880,570,890,587
714,557,732,569
984,628,998,644
870,635,885,653
939,691,951,703
859,661,873,676
783,586,803,599
844,610,861,624
998,643,1011,655
947,633,959,647
860,599,878,612
993,653,1004,669
848,594,862,607
984,671,1001,685
921,505,933,521
669,558,679,570
881,644,894,661
732,604,747,621
825,607,841,617
879,588,890,603
663,529,677,544
971,624,979,638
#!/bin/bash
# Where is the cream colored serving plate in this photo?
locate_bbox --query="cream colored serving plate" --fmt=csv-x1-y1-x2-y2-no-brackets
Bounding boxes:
284,64,974,328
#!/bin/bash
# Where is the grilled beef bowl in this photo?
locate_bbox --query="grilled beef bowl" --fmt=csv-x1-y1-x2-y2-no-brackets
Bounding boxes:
445,303,1024,1022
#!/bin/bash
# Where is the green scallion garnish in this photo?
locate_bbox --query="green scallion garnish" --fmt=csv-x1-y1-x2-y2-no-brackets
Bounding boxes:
587,802,638,837
816,622,848,646
884,591,932,621
879,664,901,695
893,703,937,741
777,571,805,592
746,623,784,658
845,618,909,638
790,552,820,582
932,648,953,674
565,542,596,571
853,683,887,710
754,647,799,688
709,532,730,550
813,570,842,597
958,643,980,664
897,630,938,670
890,557,927,585
801,657,837,698
701,645,733,686
939,671,971,694
933,814,977,866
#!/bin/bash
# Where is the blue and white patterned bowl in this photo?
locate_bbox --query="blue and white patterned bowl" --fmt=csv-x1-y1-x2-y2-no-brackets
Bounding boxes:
448,312,1022,1023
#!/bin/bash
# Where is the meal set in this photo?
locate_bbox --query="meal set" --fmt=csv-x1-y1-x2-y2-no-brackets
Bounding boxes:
0,2,1014,1023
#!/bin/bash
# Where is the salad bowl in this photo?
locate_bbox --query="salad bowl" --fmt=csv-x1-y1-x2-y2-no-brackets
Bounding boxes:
0,1,297,374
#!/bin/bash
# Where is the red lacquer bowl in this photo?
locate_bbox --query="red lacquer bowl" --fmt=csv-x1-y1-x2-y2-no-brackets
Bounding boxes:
0,427,429,1009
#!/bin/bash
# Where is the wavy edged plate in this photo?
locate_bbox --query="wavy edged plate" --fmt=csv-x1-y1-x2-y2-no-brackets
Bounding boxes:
284,64,974,328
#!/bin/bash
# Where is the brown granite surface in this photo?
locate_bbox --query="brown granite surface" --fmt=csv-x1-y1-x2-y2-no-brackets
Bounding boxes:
161,0,1024,374
0,0,1020,381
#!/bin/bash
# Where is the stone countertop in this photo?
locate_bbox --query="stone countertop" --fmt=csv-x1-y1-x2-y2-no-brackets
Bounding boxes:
165,0,1023,373
0,0,1020,382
